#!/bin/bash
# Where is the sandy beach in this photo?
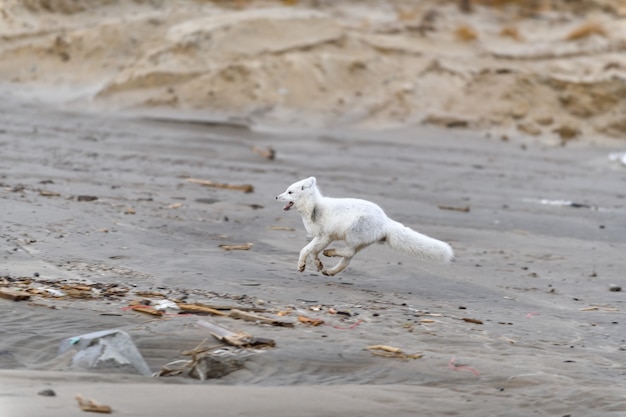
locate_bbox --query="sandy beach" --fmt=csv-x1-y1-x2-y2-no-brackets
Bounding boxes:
1,1,625,416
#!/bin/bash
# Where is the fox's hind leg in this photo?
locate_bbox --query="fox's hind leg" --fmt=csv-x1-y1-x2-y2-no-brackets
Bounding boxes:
321,246,357,276
321,255,353,276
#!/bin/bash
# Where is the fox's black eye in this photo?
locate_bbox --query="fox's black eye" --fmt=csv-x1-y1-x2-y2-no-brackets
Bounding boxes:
288,191,293,194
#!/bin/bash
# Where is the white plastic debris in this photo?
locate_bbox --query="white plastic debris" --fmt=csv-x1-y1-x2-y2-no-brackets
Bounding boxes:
58,329,151,375
39,287,66,297
153,299,180,312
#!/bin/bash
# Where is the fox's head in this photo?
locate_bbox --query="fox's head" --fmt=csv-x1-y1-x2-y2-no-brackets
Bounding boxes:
275,176,317,211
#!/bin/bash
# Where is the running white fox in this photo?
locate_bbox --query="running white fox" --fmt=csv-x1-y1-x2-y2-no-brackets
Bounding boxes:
275,177,454,276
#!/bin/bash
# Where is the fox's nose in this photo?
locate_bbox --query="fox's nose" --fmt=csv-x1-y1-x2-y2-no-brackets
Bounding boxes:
275,196,278,200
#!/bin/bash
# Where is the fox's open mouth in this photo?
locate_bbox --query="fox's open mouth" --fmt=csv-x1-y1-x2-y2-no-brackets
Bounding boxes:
283,201,294,211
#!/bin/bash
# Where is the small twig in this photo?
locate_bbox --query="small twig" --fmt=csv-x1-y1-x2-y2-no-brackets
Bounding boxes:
219,243,253,251
177,303,228,316
268,225,296,231
75,394,112,413
251,146,276,160
438,205,470,212
228,309,294,327
186,178,254,193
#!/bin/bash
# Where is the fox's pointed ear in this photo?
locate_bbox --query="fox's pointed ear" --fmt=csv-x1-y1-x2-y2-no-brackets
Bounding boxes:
302,176,316,190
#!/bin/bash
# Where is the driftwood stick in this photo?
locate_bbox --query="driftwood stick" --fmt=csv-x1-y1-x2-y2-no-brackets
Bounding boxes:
186,178,254,193
228,309,294,327
177,303,228,316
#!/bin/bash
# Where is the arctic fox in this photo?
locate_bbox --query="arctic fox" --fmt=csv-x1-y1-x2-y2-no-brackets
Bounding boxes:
275,177,454,276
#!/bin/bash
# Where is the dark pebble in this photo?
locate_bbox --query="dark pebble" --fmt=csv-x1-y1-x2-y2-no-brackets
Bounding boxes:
37,389,56,397
609,285,622,292
76,195,98,202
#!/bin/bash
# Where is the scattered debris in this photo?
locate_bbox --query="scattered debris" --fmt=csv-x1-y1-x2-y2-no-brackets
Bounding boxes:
327,320,362,330
125,303,164,317
133,290,167,298
177,303,228,316
328,307,352,317
219,243,254,251
228,309,294,327
37,389,56,397
269,225,296,231
156,338,253,380
580,306,620,312
152,299,180,313
77,195,98,202
186,178,254,193
60,329,152,375
526,311,540,319
192,303,267,313
609,284,622,292
462,317,483,325
0,288,31,301
157,346,247,380
438,204,471,212
251,145,276,160
298,315,324,326
39,190,60,197
197,319,276,348
448,357,480,376
368,345,401,353
526,198,596,210
75,394,112,414
366,345,422,359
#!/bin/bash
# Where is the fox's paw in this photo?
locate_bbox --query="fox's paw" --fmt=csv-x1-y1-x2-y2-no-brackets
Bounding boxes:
298,263,306,273
323,249,338,257
321,269,335,276
313,258,324,271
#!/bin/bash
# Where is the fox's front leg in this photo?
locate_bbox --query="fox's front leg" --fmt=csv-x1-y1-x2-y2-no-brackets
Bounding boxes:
298,237,330,272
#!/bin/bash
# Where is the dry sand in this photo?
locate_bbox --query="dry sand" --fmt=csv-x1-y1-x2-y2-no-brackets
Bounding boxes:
0,1,626,416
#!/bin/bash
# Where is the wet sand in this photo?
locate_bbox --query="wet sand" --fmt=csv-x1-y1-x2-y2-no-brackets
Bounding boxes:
0,98,624,416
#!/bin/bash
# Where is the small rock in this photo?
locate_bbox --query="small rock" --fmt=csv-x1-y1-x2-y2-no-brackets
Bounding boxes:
609,284,622,292
77,195,98,202
37,389,56,397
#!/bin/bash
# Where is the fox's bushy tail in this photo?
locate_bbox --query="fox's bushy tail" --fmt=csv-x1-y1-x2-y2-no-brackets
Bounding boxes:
385,220,454,263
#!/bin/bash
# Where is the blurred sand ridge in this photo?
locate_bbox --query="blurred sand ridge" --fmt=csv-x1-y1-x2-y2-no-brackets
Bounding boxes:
1,0,626,139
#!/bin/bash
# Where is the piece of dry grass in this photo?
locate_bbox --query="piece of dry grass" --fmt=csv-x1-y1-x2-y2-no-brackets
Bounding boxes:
455,24,479,42
565,21,606,41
